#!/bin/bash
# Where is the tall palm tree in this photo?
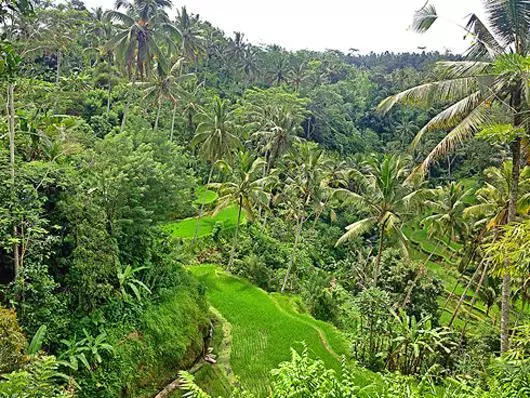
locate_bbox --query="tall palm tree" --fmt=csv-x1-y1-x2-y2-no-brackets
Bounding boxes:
465,161,530,232
191,97,241,243
137,58,186,131
424,182,473,244
209,152,274,268
280,141,328,293
335,155,422,285
105,0,175,130
251,107,303,173
173,7,205,66
378,1,530,352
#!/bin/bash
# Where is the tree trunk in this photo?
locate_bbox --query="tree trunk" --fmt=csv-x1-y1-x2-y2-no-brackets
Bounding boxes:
106,82,112,114
154,101,162,131
56,51,62,85
281,216,303,293
374,224,386,286
228,196,243,269
120,78,136,132
170,103,177,142
7,84,20,279
192,164,215,245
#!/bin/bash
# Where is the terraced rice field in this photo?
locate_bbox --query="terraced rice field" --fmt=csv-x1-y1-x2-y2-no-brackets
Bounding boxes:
162,205,246,239
188,264,357,396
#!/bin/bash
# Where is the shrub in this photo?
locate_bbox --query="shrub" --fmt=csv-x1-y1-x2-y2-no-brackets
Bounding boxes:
0,307,27,373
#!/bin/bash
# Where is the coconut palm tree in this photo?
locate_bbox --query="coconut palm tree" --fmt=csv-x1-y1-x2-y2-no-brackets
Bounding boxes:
280,141,329,293
191,97,241,243
209,152,274,268
137,58,186,132
465,162,530,232
335,155,422,285
173,7,205,66
424,182,473,244
378,1,530,352
105,0,175,130
251,107,303,173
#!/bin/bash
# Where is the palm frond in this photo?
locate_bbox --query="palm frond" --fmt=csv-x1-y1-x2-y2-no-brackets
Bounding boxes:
336,217,376,247
421,97,494,171
412,2,438,33
465,13,505,58
410,91,482,150
377,77,478,114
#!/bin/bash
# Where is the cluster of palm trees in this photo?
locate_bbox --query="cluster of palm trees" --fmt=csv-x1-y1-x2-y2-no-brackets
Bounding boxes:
379,0,530,351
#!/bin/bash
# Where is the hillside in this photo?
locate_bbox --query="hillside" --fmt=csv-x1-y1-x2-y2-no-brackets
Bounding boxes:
188,265,360,396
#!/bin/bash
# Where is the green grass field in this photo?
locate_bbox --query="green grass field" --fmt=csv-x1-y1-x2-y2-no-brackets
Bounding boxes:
189,264,354,397
162,205,246,239
193,188,219,205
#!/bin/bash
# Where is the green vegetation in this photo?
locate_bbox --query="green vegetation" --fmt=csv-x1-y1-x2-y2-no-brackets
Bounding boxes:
163,205,246,239
189,264,351,395
2,0,530,397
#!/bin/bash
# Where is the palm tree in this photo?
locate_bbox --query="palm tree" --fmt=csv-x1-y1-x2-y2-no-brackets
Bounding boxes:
209,152,274,268
137,58,186,132
105,0,175,130
424,182,473,244
173,7,205,66
251,107,303,173
191,97,241,243
448,162,530,327
378,1,530,352
465,162,530,232
335,155,422,285
241,47,260,83
280,141,328,293
288,61,310,92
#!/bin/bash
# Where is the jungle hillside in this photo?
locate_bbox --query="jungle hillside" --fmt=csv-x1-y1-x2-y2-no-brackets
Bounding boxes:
1,0,530,397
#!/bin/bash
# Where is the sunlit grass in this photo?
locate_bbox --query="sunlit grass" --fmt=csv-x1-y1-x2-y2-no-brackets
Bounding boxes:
189,264,353,396
162,205,246,239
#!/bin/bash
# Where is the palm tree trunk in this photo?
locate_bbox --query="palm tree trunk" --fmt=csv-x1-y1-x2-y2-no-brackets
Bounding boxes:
120,78,136,132
7,84,20,279
192,164,215,245
106,82,112,114
154,101,162,131
228,196,243,269
281,216,303,293
374,224,386,286
56,51,62,85
170,103,177,142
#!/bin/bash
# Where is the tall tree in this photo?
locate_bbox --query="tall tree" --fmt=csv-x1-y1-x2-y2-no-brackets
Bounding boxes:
210,152,274,268
280,141,328,293
378,1,530,352
191,96,241,243
335,155,422,284
105,0,174,130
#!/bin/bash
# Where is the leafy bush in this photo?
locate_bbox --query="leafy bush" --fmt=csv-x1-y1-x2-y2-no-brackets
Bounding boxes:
301,268,349,324
0,307,27,373
0,356,73,398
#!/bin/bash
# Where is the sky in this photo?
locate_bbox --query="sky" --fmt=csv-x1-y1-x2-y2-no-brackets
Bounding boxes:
83,0,486,54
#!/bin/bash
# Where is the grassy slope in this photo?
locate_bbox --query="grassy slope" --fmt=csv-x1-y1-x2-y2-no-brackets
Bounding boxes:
189,264,354,397
162,205,246,239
